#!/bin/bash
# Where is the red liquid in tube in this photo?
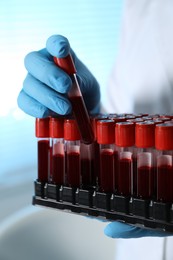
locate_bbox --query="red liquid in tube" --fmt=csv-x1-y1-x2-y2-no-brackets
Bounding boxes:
133,156,137,195
81,158,92,186
118,156,132,196
114,150,119,192
157,164,172,202
52,154,64,184
64,118,81,188
135,122,155,199
137,166,154,199
36,118,50,183
38,140,49,182
97,119,115,193
80,142,92,187
100,149,114,193
49,117,64,185
115,122,135,196
155,123,173,202
67,150,80,187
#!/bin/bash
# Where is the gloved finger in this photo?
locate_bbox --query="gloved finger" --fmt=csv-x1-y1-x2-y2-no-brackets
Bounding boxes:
46,34,70,58
24,48,72,94
104,222,172,239
17,90,56,118
22,74,72,115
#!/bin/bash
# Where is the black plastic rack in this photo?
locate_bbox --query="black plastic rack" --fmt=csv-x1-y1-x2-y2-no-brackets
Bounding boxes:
32,180,173,233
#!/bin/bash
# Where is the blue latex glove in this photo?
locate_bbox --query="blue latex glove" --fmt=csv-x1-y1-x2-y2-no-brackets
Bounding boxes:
17,35,100,118
104,221,173,239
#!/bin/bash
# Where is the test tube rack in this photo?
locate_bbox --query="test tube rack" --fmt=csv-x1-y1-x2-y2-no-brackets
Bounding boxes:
33,181,173,233
33,114,173,233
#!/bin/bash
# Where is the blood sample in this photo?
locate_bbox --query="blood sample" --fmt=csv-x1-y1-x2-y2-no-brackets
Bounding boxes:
97,119,115,193
90,114,108,185
135,122,155,199
80,142,92,188
49,117,64,185
115,122,135,196
54,54,94,144
64,118,81,188
35,118,50,183
155,123,173,202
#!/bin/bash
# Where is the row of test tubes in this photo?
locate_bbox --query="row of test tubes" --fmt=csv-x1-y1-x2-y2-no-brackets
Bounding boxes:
35,113,173,203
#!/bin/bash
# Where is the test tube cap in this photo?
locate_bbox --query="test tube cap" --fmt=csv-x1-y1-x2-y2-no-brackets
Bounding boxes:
91,114,108,137
97,119,115,144
49,117,64,138
135,122,155,148
152,119,163,124
155,123,173,150
126,118,144,124
112,117,126,123
115,122,135,147
35,118,50,138
64,118,81,141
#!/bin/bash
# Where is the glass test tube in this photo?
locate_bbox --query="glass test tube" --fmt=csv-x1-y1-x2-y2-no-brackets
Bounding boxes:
54,55,94,144
126,118,144,194
49,117,65,185
97,119,115,193
64,118,81,188
115,122,135,196
35,118,50,183
112,117,127,192
155,123,173,202
135,122,155,199
80,142,93,188
90,114,108,186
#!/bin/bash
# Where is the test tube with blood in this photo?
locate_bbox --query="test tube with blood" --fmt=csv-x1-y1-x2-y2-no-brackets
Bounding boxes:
135,122,155,199
115,122,135,196
49,117,65,185
64,118,81,188
155,123,173,202
54,54,94,145
35,117,50,183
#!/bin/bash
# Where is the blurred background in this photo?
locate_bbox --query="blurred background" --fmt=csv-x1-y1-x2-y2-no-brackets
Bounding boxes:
0,0,124,259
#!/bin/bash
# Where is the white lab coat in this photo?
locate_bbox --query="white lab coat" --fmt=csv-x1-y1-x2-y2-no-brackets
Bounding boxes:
106,0,173,114
106,0,173,259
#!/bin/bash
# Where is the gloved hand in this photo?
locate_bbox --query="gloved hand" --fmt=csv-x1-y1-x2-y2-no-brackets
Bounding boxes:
17,35,100,118
104,221,172,238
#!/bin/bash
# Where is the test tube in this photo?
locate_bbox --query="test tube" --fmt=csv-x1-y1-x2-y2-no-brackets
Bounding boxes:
64,118,81,188
112,117,127,192
49,117,64,185
135,122,155,199
97,119,115,193
155,123,173,202
54,55,94,144
35,118,50,183
115,122,135,196
90,114,108,186
80,142,92,188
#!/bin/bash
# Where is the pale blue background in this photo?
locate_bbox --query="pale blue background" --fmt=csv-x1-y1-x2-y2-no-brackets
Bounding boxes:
0,1,124,259
0,0,124,176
